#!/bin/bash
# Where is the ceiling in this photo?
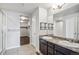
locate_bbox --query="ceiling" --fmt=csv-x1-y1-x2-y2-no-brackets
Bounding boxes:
0,3,78,15
53,3,79,14
0,3,51,15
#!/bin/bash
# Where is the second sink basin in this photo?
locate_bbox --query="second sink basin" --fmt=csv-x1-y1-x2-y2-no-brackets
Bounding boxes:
58,41,79,48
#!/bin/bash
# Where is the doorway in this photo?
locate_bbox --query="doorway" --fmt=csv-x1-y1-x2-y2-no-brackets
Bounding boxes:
20,16,30,46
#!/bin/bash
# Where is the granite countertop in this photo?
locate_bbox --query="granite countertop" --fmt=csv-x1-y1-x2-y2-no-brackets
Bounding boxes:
40,36,79,53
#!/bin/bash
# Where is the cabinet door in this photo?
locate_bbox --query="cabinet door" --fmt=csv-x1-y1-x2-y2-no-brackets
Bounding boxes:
55,45,70,55
48,46,53,55
48,42,54,55
70,51,79,55
40,39,47,55
55,50,64,55
40,43,47,55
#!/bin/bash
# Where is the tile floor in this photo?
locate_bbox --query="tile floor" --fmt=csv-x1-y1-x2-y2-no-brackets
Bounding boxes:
4,44,38,55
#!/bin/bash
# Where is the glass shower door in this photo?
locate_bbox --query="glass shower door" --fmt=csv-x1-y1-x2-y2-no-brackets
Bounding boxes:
0,11,3,53
2,12,6,51
77,16,79,40
0,10,6,54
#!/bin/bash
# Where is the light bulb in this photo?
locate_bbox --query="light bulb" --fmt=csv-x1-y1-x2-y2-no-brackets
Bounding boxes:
52,3,65,10
20,16,28,20
20,20,24,22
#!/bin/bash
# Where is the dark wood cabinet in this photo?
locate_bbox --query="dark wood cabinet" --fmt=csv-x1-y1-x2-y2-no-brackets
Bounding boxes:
54,50,64,55
47,42,54,55
40,43,47,55
39,38,79,55
40,39,48,55
55,45,70,55
70,51,79,55
20,36,29,45
39,38,54,55
55,44,79,55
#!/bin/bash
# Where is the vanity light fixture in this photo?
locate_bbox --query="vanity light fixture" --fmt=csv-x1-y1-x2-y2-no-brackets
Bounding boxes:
20,15,29,22
52,3,65,10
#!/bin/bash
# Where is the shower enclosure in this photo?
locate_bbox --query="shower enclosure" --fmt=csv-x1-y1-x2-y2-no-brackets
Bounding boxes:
0,10,7,54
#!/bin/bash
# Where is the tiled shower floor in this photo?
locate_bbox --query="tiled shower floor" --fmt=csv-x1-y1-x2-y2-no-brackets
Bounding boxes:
4,44,37,55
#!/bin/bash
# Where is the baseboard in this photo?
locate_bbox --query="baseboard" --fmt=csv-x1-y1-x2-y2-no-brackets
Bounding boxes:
1,49,6,55
0,48,6,55
6,45,20,50
30,43,40,53
20,36,29,38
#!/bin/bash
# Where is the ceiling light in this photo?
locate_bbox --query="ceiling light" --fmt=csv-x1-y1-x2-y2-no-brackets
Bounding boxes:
52,3,65,10
20,20,24,23
20,16,28,20
52,4,58,10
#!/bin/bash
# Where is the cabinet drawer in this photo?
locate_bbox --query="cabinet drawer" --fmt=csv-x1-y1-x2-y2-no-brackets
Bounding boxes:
40,42,47,55
48,42,54,55
40,43,47,51
48,52,53,55
48,41,54,47
48,46,54,55
70,51,79,55
55,45,70,55
55,50,64,55
41,50,47,55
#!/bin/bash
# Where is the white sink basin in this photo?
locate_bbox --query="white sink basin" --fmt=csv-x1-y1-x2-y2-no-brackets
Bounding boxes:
59,41,79,48
41,36,53,40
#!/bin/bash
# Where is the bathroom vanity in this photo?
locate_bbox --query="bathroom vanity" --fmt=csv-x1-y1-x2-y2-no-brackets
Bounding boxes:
39,36,79,55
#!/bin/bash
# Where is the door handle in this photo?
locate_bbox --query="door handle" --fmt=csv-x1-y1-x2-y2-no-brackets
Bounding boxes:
74,33,79,35
74,33,76,35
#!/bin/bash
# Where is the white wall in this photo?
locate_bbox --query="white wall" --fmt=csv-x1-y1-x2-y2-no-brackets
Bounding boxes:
39,7,54,35
39,7,48,35
47,8,53,35
20,28,29,36
54,21,64,37
31,7,54,52
20,22,30,37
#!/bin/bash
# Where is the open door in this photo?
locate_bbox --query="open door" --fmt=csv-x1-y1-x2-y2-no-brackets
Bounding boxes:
20,16,30,45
